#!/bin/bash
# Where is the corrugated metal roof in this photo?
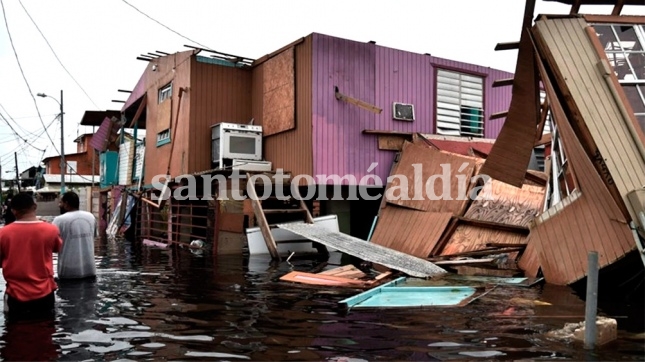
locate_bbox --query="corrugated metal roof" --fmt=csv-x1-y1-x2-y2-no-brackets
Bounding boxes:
43,174,96,184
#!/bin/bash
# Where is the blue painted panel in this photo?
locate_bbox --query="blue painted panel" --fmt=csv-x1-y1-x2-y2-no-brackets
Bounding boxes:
340,277,477,308
356,286,475,308
100,151,119,188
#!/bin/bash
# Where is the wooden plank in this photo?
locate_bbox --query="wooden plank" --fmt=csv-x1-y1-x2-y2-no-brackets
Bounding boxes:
611,0,624,15
492,78,514,88
280,271,371,287
457,216,529,234
478,0,540,187
490,111,509,120
583,14,645,24
363,129,414,137
277,223,447,278
246,173,280,260
441,225,527,256
377,135,408,151
335,87,382,114
319,265,366,279
370,206,453,258
535,133,552,147
384,140,478,214
495,42,520,51
463,179,545,228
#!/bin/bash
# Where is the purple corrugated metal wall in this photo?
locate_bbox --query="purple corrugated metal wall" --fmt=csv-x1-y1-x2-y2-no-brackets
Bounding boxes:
312,33,514,184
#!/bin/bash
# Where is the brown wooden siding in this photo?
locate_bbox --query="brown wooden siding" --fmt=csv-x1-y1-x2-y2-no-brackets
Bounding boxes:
143,50,195,185
518,54,635,285
253,35,313,181
189,58,253,174
534,17,645,223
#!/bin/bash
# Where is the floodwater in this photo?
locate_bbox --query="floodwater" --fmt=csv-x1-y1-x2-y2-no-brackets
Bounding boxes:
0,238,643,361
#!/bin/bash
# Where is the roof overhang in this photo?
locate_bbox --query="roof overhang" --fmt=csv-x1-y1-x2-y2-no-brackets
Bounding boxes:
80,110,121,126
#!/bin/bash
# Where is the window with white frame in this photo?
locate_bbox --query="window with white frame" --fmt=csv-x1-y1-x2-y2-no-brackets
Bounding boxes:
66,161,77,174
436,69,485,137
543,116,578,211
158,82,172,103
593,24,645,131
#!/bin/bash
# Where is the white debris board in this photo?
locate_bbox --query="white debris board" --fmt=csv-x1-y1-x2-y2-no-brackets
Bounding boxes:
277,223,446,278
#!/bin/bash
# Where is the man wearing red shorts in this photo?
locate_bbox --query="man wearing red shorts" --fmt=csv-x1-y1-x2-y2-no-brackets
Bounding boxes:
0,193,62,320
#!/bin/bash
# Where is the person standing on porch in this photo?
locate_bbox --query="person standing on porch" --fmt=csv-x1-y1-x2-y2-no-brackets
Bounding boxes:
53,191,97,280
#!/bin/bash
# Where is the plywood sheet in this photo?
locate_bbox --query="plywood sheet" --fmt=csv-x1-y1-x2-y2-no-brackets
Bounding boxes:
440,225,527,256
371,206,452,258
263,47,295,136
385,141,478,215
157,99,172,131
464,180,545,227
277,223,446,278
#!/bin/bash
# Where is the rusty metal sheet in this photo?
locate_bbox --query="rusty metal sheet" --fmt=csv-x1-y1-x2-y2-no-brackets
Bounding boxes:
371,206,452,258
385,140,478,215
277,223,446,278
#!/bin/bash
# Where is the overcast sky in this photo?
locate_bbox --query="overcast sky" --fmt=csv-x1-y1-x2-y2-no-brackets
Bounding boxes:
1,0,644,178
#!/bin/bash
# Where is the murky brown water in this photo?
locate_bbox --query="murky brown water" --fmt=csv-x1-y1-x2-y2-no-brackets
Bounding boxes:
0,238,642,361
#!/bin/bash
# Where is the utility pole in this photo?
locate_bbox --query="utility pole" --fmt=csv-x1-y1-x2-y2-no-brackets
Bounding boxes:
60,89,65,194
14,152,20,193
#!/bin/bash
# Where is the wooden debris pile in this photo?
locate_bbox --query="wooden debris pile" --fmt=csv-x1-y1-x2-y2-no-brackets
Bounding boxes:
370,137,547,277
280,265,393,288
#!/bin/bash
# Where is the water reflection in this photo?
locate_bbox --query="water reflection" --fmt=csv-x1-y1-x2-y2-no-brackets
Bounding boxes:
0,237,641,360
1,318,58,361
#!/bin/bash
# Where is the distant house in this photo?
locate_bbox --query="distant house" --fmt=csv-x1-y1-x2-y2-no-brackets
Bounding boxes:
19,166,40,187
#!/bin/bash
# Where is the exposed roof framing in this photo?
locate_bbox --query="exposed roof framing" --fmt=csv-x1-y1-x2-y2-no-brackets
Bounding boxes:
184,44,254,67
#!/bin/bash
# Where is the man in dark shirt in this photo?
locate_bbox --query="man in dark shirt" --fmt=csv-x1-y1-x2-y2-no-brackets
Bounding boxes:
3,196,15,225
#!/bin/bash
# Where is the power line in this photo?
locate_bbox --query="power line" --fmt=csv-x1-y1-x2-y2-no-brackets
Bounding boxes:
121,0,213,50
0,0,60,156
17,0,100,110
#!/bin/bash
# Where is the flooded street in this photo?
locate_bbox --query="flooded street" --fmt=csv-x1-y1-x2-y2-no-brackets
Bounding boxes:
0,238,642,361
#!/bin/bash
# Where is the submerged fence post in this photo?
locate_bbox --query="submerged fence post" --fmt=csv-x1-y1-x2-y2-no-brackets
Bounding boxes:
584,251,599,350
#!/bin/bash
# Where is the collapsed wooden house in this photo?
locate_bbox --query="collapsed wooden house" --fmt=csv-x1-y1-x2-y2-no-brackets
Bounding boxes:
481,0,645,285
361,1,645,288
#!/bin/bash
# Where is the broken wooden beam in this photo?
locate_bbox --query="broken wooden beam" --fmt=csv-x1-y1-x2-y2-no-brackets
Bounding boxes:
495,42,520,51
335,86,382,114
456,216,530,234
492,78,514,88
490,111,509,120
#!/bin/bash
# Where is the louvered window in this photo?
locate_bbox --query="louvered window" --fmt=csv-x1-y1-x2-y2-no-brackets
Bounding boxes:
436,69,484,137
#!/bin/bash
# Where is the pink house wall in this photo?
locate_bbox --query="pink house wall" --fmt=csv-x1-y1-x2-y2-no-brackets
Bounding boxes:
311,33,513,185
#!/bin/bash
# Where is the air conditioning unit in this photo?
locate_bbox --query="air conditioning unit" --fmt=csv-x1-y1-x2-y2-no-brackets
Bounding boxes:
211,122,264,169
393,102,415,121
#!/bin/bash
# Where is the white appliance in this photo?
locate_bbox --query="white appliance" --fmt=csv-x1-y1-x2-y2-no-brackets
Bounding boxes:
211,122,263,169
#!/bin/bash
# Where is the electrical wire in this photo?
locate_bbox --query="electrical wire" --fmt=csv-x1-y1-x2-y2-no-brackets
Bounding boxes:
121,0,213,50
17,0,100,110
0,0,61,156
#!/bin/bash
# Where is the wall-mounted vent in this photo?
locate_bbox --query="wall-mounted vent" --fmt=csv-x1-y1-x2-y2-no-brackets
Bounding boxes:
393,102,415,121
